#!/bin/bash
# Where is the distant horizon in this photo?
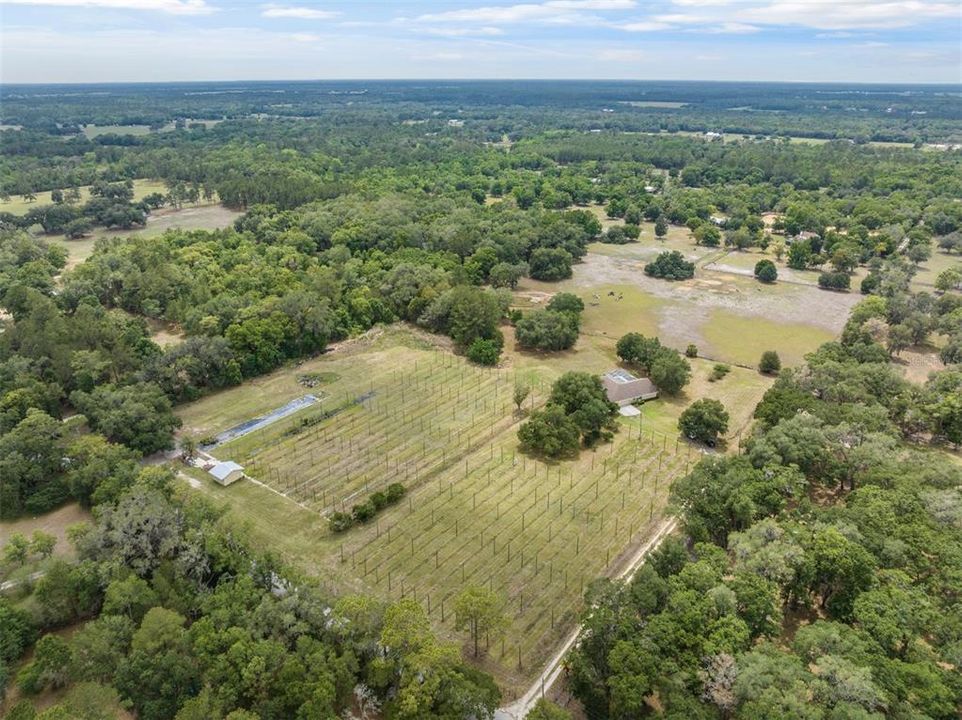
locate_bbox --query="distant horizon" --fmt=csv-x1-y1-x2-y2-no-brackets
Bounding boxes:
2,1,959,85
2,78,961,88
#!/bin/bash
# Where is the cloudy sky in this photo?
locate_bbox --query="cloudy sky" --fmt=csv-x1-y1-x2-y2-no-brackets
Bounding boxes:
1,0,960,84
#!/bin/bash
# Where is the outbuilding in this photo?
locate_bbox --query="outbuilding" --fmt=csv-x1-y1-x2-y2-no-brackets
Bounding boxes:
209,460,245,486
602,369,659,406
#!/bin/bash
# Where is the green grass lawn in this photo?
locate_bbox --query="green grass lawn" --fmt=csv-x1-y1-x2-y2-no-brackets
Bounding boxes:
700,310,834,369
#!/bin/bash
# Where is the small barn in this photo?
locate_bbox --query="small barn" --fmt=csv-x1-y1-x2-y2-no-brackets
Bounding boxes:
209,460,245,486
602,369,659,406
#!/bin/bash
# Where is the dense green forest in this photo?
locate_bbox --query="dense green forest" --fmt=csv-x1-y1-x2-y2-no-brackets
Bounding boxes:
1,82,960,719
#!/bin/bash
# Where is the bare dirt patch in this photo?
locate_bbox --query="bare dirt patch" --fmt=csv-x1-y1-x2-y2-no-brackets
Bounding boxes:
895,346,945,384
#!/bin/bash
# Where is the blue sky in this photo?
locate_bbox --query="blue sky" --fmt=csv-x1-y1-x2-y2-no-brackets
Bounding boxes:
1,0,960,84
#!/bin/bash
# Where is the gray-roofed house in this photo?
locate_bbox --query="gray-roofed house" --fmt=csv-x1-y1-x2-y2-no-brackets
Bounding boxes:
209,460,245,486
602,369,659,406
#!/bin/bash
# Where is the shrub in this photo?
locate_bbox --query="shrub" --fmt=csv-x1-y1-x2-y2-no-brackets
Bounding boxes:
709,363,730,382
654,216,668,237
649,351,692,396
601,226,632,244
787,241,813,270
694,225,721,247
644,251,694,281
352,501,376,523
467,338,501,366
328,512,354,533
759,351,782,375
616,333,663,371
818,271,851,291
385,483,407,503
546,292,584,315
754,259,778,283
370,491,388,511
685,343,698,358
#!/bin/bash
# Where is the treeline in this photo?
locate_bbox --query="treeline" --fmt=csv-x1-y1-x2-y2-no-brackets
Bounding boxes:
0,195,597,516
1,467,500,719
565,268,962,719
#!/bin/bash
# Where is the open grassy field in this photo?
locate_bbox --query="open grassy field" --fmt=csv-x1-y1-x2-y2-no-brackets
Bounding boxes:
81,124,153,139
0,178,168,215
912,249,962,290
174,328,697,695
47,204,243,269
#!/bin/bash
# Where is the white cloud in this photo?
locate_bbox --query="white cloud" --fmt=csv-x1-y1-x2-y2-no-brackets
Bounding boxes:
620,21,673,31
1,0,213,12
649,0,961,32
547,0,635,7
414,0,634,25
700,22,761,34
419,26,505,37
289,32,320,42
261,4,339,20
653,13,709,23
738,1,960,30
598,48,645,61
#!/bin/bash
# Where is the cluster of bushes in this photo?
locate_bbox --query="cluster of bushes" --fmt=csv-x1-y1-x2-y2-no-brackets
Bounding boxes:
418,285,510,366
515,292,584,352
818,270,852,290
600,224,640,244
328,482,406,532
708,362,730,381
615,332,692,395
644,250,695,280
